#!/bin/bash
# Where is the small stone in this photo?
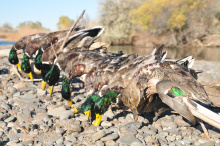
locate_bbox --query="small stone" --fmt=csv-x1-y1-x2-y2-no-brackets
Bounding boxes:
101,121,112,127
60,110,74,120
47,106,66,117
131,142,145,146
1,102,10,110
161,120,177,128
32,119,44,125
124,121,142,130
8,86,17,95
166,135,176,142
65,135,76,142
174,117,191,127
68,125,82,132
4,115,15,122
208,129,220,138
13,81,26,89
37,90,47,96
0,121,7,127
0,95,7,100
56,127,64,135
119,135,141,145
100,134,119,141
92,130,106,141
8,133,27,141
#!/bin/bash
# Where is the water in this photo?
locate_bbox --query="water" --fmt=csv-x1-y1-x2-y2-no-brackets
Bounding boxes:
0,39,219,61
0,39,15,47
108,45,220,61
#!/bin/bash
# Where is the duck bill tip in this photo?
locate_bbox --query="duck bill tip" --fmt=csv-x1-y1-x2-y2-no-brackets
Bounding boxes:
94,114,103,126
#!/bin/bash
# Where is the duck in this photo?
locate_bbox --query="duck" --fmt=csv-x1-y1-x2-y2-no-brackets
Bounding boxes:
41,26,104,96
71,94,101,120
93,91,120,126
20,26,84,81
8,33,46,73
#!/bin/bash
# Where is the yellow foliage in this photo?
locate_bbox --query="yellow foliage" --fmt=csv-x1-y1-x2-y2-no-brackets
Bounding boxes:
130,0,214,31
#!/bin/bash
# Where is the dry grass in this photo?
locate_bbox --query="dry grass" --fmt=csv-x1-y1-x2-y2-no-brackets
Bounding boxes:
1,28,51,41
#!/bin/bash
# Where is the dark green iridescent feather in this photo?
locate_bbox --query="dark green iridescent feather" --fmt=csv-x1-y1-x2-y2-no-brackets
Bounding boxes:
34,48,43,70
44,64,60,86
8,47,19,65
21,53,31,73
77,95,101,113
94,91,120,115
61,76,71,100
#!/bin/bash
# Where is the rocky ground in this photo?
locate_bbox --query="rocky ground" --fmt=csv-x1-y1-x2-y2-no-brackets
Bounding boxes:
0,55,220,146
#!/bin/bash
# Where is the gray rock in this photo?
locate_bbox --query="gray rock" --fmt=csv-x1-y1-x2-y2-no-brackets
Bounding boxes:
144,129,156,135
47,106,66,117
119,135,141,145
56,127,64,135
7,133,27,141
118,117,128,123
0,95,7,100
125,127,138,135
4,115,15,122
101,121,112,127
174,117,191,127
8,86,17,95
56,137,64,145
166,135,176,142
37,89,47,96
124,121,142,130
32,119,44,125
68,125,82,132
13,92,20,98
45,135,62,144
92,130,106,141
65,135,76,142
0,113,10,120
182,138,193,144
1,102,10,110
161,120,177,128
18,87,36,92
0,121,7,127
131,142,145,146
60,110,74,120
208,129,220,138
100,134,119,141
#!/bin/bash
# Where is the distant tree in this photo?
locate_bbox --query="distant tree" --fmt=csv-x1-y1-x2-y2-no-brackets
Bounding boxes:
130,0,217,44
57,16,74,30
0,23,14,32
18,21,44,29
99,0,142,44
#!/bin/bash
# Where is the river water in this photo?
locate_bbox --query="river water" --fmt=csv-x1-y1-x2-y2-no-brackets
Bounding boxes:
0,39,219,61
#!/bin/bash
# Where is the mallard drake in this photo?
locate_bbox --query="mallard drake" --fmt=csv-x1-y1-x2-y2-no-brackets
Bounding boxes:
71,94,101,120
93,91,120,126
41,26,104,96
8,33,46,72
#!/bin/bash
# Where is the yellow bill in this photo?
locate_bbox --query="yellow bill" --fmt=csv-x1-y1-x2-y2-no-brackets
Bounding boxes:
71,107,78,113
28,72,33,81
84,110,91,120
94,113,103,126
16,63,21,70
42,81,46,90
49,86,53,97
67,99,72,106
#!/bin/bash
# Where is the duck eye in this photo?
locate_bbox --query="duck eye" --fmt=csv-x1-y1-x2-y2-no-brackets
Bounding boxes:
168,87,185,96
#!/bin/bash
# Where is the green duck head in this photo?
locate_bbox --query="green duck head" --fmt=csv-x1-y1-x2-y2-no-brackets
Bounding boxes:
94,91,120,126
61,76,72,105
41,63,60,86
34,48,43,71
8,46,19,65
21,53,31,73
72,94,101,120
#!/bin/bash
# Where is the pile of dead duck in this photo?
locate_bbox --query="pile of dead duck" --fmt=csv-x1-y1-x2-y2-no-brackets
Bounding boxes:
8,24,220,130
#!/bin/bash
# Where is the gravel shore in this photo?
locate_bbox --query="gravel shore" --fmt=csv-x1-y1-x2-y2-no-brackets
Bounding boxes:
0,55,220,146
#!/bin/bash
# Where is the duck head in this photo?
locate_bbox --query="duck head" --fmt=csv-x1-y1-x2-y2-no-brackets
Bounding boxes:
61,76,72,106
94,91,120,126
21,53,33,81
8,47,21,69
41,63,60,96
34,48,43,71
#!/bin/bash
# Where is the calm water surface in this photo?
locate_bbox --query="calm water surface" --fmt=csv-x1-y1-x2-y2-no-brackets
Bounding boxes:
0,39,219,61
108,45,220,61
